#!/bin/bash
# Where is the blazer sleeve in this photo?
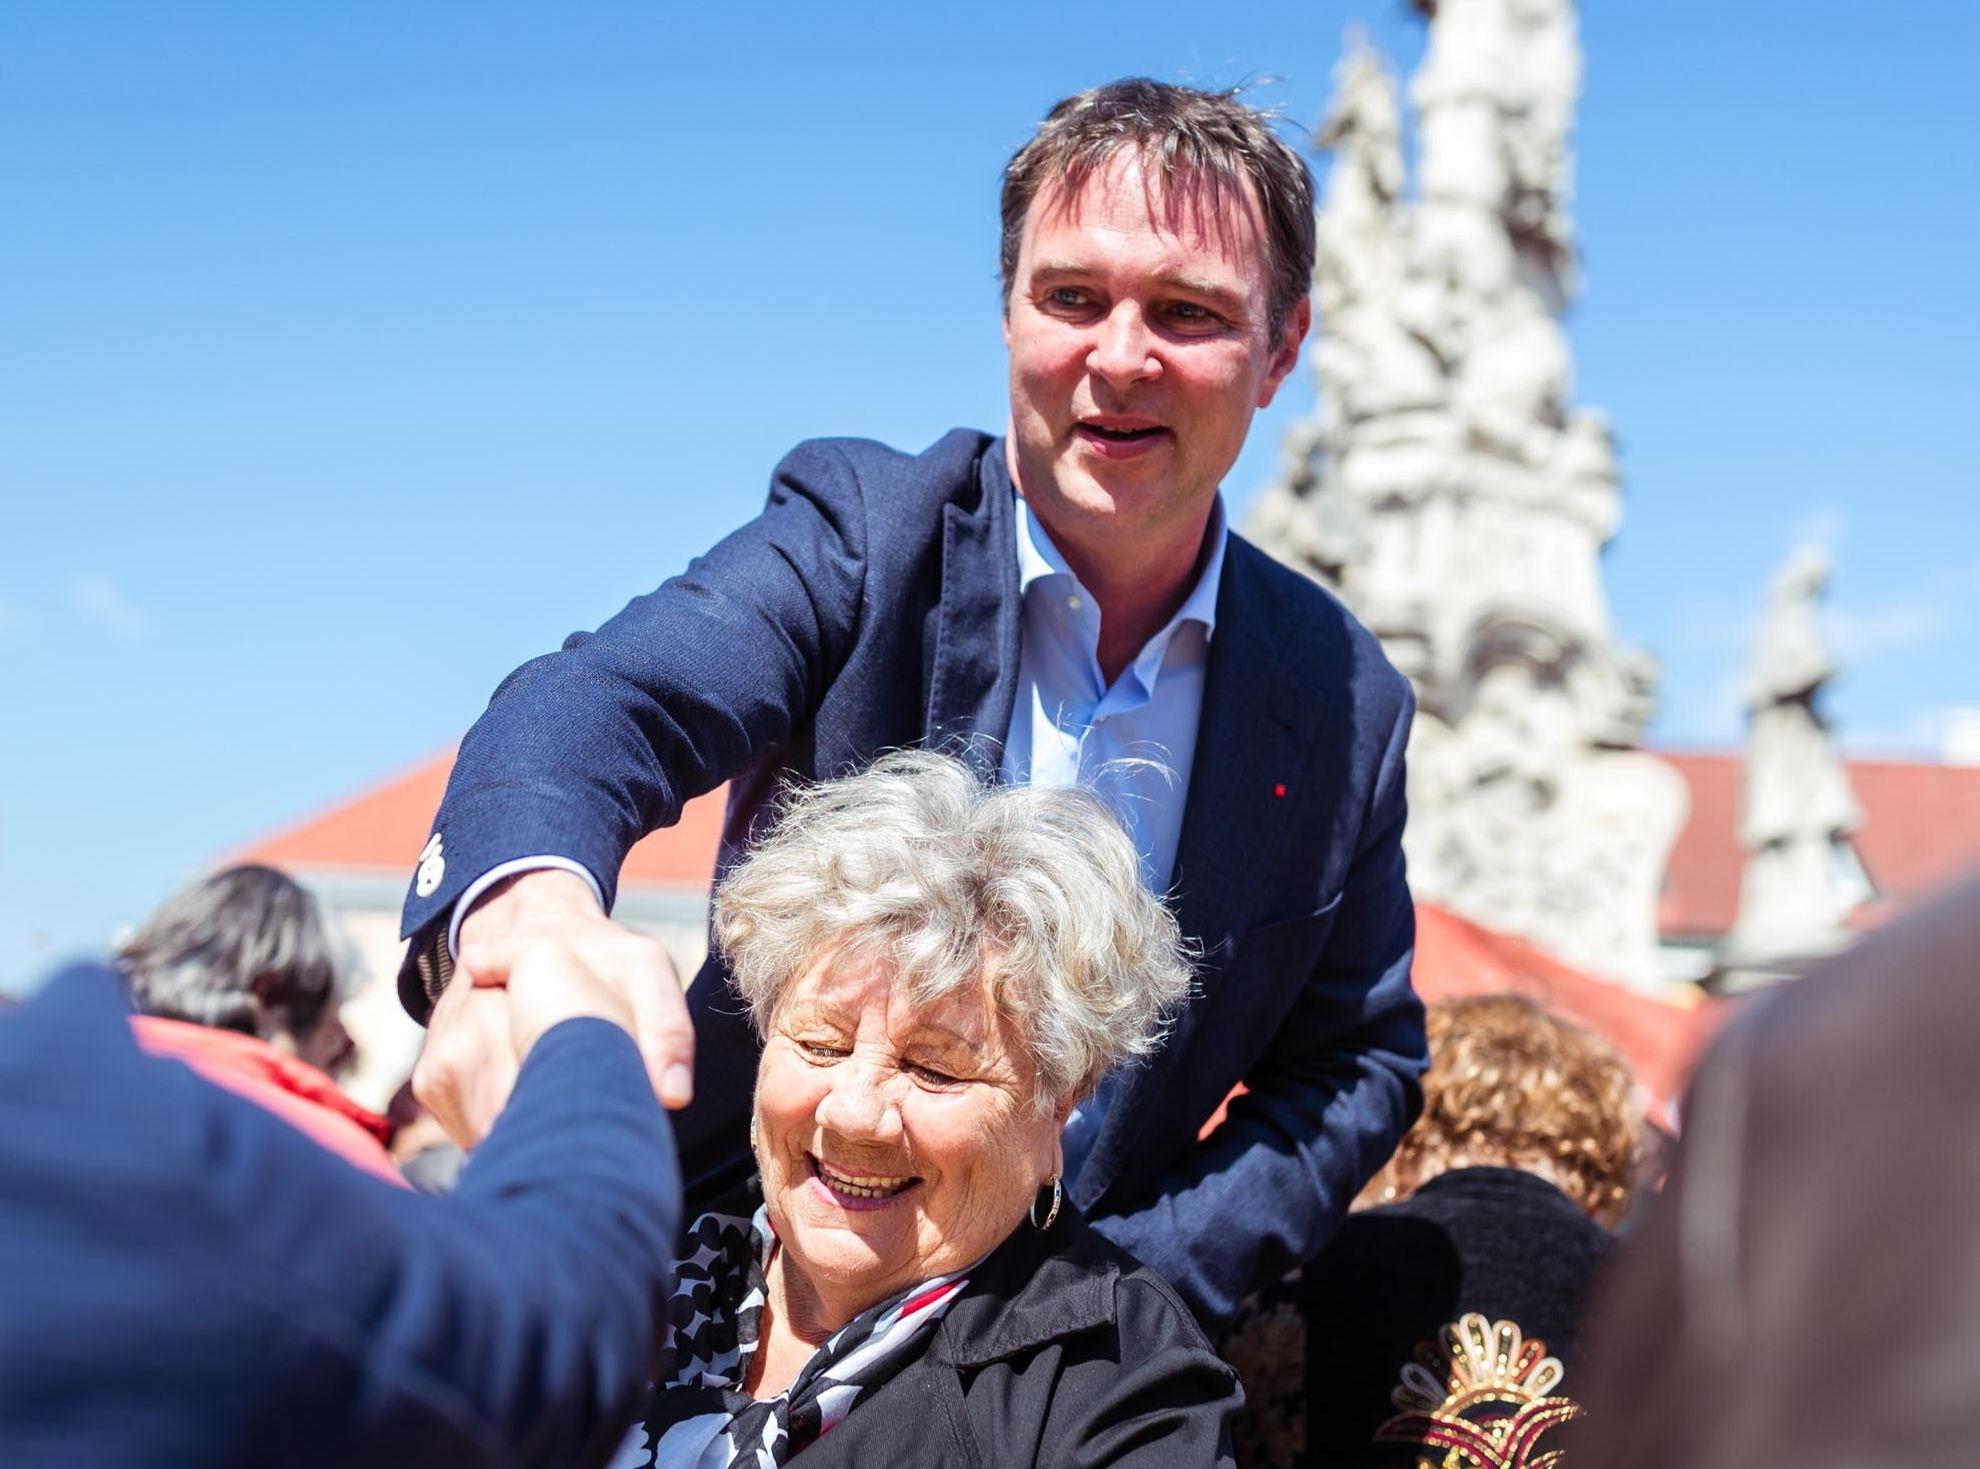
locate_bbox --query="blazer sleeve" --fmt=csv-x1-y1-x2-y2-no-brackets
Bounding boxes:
0,967,680,1469
1092,686,1427,1329
397,439,872,1010
1039,1277,1240,1468
352,1017,684,1467
217,1019,687,1467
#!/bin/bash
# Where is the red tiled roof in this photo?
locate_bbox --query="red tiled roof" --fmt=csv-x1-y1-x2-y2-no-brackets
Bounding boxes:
235,750,726,890
1654,751,1742,939
1653,751,1980,939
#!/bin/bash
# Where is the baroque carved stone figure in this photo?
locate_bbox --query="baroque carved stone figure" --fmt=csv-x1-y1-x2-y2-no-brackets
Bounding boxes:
1727,547,1865,974
1249,0,1686,988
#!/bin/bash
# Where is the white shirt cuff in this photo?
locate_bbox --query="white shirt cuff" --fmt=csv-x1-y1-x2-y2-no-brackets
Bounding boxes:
446,856,607,959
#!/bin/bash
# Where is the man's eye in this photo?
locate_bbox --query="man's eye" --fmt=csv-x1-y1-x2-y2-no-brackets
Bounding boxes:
798,1039,849,1059
909,1062,963,1087
1167,301,1218,323
1044,287,1091,310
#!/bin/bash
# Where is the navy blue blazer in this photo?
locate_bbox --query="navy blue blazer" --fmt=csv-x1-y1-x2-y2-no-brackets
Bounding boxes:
401,429,1426,1327
0,964,681,1468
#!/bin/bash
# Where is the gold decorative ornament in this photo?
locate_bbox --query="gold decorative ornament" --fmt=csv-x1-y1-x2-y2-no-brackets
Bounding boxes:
1373,1313,1584,1469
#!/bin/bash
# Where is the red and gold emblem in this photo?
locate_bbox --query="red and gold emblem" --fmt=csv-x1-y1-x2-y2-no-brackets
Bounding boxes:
1373,1312,1583,1469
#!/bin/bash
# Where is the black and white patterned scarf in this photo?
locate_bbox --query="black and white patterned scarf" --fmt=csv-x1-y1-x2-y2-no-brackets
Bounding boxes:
610,1201,970,1469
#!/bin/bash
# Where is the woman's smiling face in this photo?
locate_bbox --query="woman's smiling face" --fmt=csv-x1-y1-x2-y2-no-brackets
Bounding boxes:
752,952,1066,1320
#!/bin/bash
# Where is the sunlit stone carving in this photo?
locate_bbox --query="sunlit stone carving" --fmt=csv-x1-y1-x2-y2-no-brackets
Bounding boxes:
1249,0,1685,988
1723,547,1866,981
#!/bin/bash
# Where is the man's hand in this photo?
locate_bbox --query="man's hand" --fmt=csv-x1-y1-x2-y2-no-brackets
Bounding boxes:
412,869,694,1148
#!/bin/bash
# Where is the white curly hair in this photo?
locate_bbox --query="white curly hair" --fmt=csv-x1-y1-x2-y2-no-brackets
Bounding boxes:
713,750,1193,1108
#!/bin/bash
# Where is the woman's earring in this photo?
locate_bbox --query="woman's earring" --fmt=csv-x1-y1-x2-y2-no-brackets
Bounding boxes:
1029,1175,1062,1232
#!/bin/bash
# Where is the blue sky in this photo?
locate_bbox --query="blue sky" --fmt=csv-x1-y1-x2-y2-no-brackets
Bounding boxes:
4,2,1976,984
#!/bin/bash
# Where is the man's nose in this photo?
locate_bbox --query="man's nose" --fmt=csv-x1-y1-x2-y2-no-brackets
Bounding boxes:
1085,304,1160,391
815,1061,905,1144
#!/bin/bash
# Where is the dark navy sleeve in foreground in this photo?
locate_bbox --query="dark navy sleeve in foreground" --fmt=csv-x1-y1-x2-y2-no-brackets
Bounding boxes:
0,965,680,1469
399,1016,684,1465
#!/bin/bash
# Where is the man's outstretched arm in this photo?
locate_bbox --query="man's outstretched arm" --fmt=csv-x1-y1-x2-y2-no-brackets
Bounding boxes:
401,440,876,1141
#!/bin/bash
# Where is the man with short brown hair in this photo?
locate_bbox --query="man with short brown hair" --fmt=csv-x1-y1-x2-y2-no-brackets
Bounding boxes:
404,79,1426,1328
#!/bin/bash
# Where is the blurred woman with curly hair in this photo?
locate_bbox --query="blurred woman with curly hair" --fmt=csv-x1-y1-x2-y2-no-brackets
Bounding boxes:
1247,995,1644,1468
1365,994,1642,1228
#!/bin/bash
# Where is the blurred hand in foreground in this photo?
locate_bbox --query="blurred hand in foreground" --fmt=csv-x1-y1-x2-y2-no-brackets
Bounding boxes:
413,869,694,1148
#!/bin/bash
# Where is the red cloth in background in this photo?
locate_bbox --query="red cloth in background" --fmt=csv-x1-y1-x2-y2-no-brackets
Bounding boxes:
1198,901,1725,1141
133,1016,406,1187
1410,902,1723,1123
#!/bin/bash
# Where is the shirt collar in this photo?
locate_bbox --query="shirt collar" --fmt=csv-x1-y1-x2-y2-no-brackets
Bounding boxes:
1012,491,1226,642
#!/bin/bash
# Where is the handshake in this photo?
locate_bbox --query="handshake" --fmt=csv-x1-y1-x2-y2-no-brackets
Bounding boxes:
414,868,698,1147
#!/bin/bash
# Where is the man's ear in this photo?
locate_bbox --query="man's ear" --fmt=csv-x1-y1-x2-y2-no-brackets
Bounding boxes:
1256,296,1312,409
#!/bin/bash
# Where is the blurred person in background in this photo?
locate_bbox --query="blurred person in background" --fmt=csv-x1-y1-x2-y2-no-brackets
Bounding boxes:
1570,868,1980,1469
0,943,682,1467
1226,994,1641,1468
118,863,399,1183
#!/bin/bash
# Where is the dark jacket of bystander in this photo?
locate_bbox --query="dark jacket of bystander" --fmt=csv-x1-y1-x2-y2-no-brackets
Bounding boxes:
1299,1166,1615,1467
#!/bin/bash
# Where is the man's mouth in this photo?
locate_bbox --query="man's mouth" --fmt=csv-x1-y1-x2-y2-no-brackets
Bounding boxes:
1073,418,1170,460
809,1154,921,1204
1076,417,1167,445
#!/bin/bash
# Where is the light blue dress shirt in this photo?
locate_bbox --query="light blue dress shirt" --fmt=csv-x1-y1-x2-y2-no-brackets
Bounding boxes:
1000,491,1226,1183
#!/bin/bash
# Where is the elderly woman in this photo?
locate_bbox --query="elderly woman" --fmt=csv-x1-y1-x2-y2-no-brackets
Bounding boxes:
614,751,1237,1468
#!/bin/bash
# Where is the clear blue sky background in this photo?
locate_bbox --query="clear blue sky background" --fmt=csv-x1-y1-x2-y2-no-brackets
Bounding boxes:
4,2,1976,984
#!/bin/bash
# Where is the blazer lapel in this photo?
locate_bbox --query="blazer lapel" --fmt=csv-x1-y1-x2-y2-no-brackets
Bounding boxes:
924,443,1021,779
1073,541,1324,1211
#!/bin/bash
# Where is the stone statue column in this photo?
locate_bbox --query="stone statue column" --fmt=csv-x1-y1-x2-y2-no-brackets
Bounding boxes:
1247,30,1429,593
1251,1,1687,990
1726,546,1866,982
